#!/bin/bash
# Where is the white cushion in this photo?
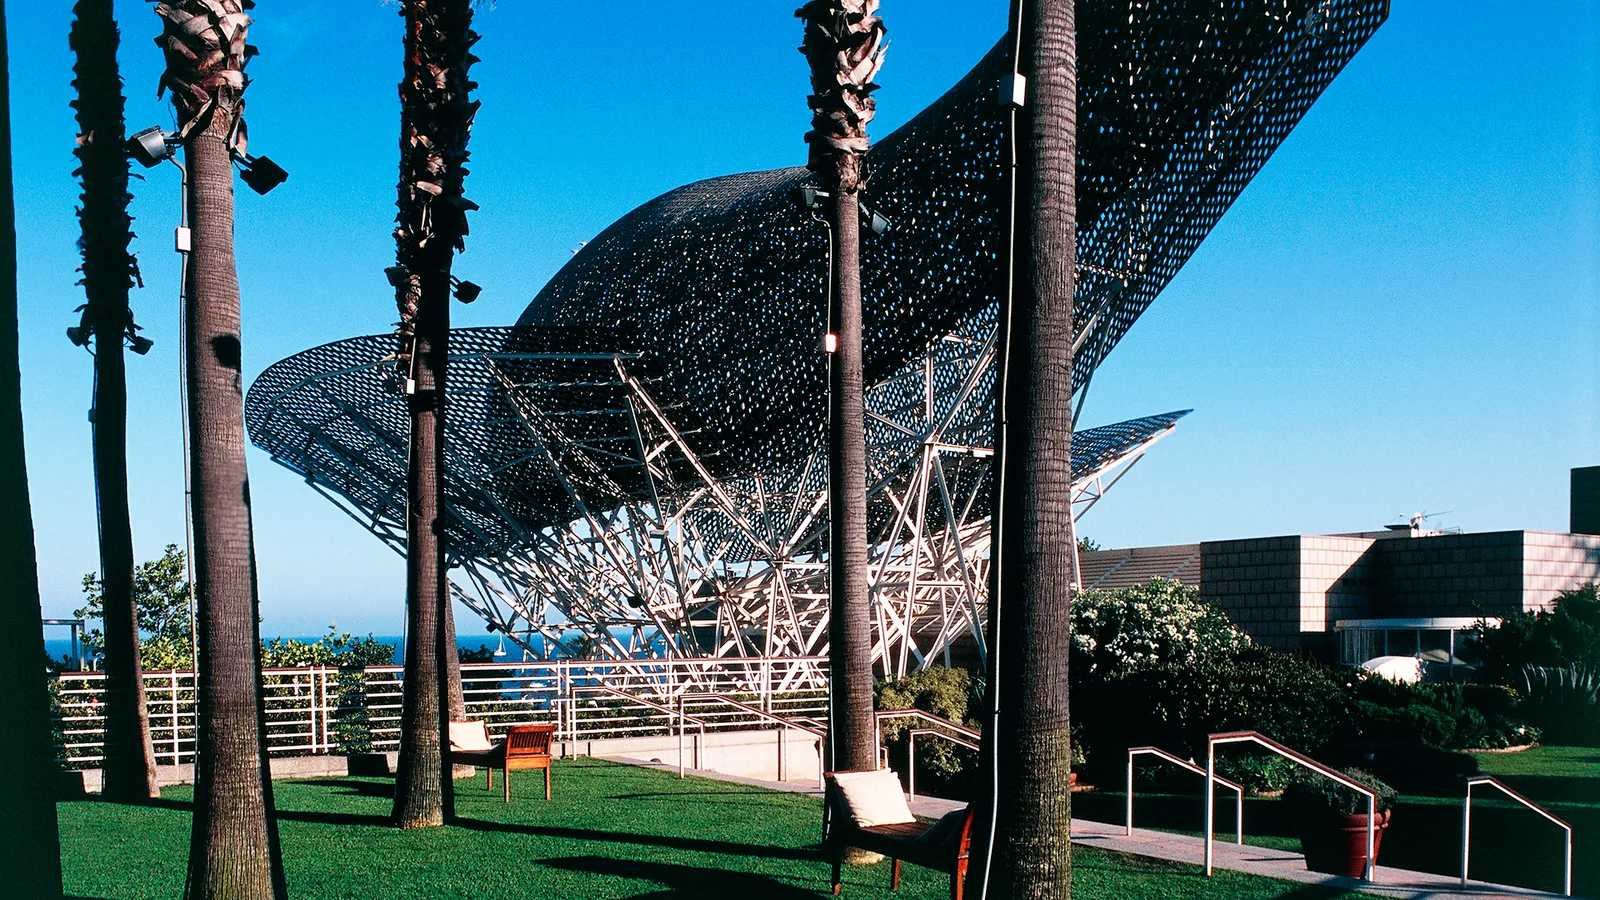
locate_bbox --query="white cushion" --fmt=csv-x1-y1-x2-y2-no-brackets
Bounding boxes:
831,769,916,828
449,720,494,752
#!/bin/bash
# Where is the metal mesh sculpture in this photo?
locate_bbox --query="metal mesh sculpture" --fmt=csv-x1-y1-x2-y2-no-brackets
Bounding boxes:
248,0,1387,673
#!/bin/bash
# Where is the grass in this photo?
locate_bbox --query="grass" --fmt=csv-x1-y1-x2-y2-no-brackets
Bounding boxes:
1471,745,1600,784
58,759,1380,900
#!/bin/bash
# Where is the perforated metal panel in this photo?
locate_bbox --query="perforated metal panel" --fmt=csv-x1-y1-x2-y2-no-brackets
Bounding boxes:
246,0,1387,665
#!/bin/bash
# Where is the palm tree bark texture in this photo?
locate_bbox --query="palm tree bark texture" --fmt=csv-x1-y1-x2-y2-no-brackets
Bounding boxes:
796,0,885,778
0,1,67,893
72,0,160,802
154,2,288,897
391,0,479,830
975,0,1078,897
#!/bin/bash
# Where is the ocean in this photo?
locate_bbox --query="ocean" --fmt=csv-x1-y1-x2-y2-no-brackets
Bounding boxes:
43,634,542,669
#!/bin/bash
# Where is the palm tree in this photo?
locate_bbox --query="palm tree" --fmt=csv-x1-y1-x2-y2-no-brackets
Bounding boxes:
152,2,287,896
796,0,885,777
70,0,159,802
390,0,479,829
0,4,66,893
975,0,1078,896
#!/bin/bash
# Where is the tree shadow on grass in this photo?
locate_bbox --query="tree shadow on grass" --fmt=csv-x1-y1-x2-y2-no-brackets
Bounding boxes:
542,855,822,899
453,817,822,862
301,777,395,800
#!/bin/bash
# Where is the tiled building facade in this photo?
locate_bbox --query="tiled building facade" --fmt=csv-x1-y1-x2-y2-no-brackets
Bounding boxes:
1080,529,1600,656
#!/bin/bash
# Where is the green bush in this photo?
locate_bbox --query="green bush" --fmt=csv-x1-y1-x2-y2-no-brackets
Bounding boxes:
1476,583,1600,684
1284,767,1397,817
1338,668,1537,750
1070,579,1250,679
1520,663,1600,746
1076,646,1353,783
875,667,980,794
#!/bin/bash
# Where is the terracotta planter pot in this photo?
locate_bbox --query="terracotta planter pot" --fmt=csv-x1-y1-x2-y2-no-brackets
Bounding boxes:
1297,808,1390,878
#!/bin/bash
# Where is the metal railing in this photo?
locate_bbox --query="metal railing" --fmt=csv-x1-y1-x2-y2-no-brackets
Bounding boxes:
875,709,982,800
568,685,709,779
686,693,826,788
48,655,829,769
1126,746,1244,845
1208,731,1381,881
907,728,979,800
1461,776,1572,896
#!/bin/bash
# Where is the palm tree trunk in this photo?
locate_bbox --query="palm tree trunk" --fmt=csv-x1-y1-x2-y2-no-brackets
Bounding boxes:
0,3,66,893
797,0,886,778
391,0,477,828
976,1,1078,897
154,2,287,897
72,0,159,802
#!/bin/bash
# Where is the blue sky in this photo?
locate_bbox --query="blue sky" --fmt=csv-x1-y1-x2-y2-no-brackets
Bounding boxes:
12,2,1598,637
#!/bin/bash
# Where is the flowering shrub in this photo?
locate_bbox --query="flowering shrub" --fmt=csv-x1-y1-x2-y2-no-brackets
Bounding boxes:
1070,578,1251,678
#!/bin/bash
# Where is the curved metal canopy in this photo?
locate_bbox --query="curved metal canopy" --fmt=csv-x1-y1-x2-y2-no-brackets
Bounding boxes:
246,0,1386,667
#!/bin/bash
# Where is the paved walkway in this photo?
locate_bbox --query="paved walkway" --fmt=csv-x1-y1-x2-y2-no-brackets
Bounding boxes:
603,755,1576,900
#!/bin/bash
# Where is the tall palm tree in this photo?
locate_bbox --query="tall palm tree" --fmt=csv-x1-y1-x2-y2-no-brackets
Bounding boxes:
0,4,66,893
390,0,479,829
153,2,287,896
976,0,1078,896
796,0,885,777
71,0,159,802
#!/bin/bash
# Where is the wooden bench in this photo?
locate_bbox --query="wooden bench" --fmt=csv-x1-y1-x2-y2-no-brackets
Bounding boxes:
448,721,555,802
822,771,974,899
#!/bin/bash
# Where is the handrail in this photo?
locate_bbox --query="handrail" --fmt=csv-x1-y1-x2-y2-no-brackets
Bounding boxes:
1126,746,1244,845
572,685,708,778
686,693,825,788
1461,776,1572,896
875,708,981,742
907,728,979,801
1208,731,1380,881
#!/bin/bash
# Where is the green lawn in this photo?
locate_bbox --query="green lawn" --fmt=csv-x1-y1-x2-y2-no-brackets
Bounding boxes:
1471,745,1600,786
59,759,1378,900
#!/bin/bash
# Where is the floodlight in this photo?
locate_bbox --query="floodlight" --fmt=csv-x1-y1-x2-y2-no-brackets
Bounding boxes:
128,334,154,356
859,201,892,236
793,185,829,209
235,154,288,195
66,325,90,347
126,126,174,168
384,266,408,288
453,278,482,304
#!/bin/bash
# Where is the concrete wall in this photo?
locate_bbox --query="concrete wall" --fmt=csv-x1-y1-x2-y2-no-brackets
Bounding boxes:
560,728,823,785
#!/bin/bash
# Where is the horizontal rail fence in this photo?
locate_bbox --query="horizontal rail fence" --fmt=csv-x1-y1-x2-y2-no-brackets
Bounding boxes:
49,655,829,768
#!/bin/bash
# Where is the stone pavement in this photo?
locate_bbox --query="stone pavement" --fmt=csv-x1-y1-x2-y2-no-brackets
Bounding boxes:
605,755,1577,900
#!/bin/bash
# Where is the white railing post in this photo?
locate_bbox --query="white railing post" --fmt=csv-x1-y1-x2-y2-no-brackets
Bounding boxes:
1459,788,1471,886
170,671,181,766
678,693,686,779
1125,750,1134,835
1204,744,1216,876
908,732,917,801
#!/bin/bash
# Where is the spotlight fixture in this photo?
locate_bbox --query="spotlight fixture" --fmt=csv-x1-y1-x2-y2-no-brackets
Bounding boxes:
127,334,154,356
384,266,408,288
66,325,90,347
234,153,288,195
860,203,892,236
794,185,829,209
125,126,175,168
452,277,482,304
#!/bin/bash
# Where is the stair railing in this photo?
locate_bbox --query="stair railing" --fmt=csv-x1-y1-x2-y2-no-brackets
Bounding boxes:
1126,746,1244,845
1461,775,1572,896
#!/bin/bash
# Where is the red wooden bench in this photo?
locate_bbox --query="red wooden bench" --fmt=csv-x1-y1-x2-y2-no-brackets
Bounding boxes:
822,770,975,899
448,721,555,802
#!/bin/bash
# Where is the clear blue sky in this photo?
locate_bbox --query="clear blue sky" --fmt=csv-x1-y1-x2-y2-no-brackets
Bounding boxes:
12,2,1598,637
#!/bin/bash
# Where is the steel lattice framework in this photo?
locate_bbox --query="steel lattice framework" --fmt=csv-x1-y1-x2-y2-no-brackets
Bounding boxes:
247,0,1386,675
